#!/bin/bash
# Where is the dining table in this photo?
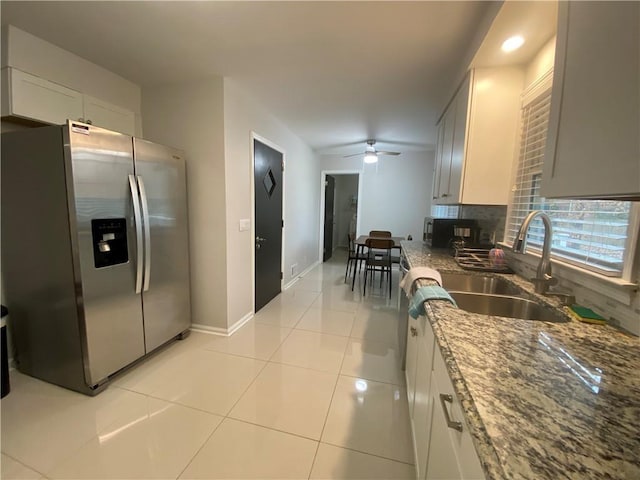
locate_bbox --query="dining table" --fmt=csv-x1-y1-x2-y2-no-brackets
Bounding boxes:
351,235,404,291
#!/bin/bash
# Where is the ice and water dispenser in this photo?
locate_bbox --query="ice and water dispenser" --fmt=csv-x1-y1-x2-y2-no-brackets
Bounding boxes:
91,218,129,268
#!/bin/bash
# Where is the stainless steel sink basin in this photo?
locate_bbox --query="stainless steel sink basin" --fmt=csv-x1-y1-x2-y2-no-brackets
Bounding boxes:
449,292,569,322
441,273,521,296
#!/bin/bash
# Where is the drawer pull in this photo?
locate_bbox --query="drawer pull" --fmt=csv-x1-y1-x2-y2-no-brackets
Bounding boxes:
439,394,463,432
410,326,418,337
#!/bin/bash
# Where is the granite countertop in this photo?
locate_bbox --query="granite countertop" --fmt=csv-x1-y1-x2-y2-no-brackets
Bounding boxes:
400,241,640,480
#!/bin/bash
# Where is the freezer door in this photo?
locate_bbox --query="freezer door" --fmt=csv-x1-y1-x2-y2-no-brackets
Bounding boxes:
66,122,146,385
133,138,191,352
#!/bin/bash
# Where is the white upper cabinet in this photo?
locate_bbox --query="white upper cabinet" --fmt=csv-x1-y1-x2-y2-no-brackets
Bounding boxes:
2,68,136,135
1,68,83,125
541,1,640,199
434,67,523,205
83,95,135,135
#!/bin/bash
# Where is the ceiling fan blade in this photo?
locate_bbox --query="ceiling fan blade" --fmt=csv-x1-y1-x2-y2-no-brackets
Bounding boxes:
343,152,366,158
376,151,401,156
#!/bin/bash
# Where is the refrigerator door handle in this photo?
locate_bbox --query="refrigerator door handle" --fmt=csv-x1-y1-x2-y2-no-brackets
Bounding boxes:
137,175,151,292
128,175,144,294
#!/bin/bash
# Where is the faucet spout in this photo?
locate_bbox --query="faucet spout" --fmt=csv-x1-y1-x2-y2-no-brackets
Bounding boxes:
512,210,557,294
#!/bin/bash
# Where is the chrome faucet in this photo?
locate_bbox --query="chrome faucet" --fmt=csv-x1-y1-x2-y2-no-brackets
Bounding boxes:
512,210,558,294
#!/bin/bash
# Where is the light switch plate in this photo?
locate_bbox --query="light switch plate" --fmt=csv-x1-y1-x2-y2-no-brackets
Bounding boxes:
239,219,251,232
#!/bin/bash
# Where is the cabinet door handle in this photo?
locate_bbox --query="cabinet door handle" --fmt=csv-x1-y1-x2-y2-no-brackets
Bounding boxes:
439,394,463,432
410,326,418,337
441,193,449,198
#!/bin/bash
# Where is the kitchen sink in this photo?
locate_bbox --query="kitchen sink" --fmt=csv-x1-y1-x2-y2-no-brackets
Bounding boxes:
449,292,569,322
441,273,521,296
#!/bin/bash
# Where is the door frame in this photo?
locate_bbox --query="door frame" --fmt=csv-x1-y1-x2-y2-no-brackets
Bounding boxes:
251,132,286,314
318,170,362,262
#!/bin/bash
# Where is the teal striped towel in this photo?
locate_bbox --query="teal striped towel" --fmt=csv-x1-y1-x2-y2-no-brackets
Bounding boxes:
408,286,457,319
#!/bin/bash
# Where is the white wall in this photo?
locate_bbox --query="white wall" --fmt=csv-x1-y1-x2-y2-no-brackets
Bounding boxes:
142,77,319,333
2,26,143,134
333,175,359,249
223,79,320,328
142,77,228,331
524,36,556,88
319,151,435,242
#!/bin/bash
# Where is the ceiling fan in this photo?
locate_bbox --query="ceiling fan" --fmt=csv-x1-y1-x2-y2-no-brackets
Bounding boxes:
343,140,401,163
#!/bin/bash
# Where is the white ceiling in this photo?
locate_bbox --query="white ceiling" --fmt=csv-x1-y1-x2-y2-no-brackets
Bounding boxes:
0,1,554,156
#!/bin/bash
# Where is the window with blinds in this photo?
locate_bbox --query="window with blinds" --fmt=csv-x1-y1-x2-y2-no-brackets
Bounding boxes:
506,90,632,276
431,205,459,219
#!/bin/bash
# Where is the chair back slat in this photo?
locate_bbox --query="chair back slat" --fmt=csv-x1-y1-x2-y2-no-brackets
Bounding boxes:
365,238,394,250
369,230,391,237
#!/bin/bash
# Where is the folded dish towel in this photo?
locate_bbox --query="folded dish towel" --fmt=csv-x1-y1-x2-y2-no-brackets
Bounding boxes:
408,286,457,319
400,267,442,295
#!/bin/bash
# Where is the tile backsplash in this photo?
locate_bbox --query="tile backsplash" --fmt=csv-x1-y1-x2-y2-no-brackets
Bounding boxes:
459,205,507,244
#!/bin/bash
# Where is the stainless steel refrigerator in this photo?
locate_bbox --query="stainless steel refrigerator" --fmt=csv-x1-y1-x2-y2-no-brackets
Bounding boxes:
1,121,191,395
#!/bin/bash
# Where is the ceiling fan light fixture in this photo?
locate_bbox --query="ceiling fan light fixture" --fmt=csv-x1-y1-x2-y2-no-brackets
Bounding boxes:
364,152,378,164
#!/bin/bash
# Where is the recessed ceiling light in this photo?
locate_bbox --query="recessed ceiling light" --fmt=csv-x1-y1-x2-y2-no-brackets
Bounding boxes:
502,35,525,53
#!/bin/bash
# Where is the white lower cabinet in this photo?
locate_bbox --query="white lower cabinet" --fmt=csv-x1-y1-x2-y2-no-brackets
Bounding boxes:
405,314,419,416
413,316,435,479
406,315,484,480
426,349,484,480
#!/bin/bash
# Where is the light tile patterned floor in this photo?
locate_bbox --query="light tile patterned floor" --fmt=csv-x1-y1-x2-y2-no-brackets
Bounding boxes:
1,250,414,479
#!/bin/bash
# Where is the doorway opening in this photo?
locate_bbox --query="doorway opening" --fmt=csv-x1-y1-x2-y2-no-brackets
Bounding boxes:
319,171,361,263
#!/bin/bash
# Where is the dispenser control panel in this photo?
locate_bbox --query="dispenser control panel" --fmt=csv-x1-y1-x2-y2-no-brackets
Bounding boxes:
91,218,128,268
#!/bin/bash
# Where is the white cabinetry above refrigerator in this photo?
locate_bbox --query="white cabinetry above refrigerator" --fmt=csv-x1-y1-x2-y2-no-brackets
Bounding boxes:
1,68,136,135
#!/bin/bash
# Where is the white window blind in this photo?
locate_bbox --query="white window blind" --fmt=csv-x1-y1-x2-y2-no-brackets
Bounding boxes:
506,91,632,276
431,205,459,219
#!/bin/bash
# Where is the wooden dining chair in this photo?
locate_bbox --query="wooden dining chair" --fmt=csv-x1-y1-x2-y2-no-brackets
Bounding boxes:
369,230,399,266
344,233,367,283
363,237,393,297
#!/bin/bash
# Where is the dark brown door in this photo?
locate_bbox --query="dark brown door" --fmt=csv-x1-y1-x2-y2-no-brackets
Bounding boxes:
254,139,283,312
323,175,335,262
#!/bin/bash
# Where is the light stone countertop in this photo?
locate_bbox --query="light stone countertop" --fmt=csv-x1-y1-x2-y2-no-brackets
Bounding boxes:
400,241,640,480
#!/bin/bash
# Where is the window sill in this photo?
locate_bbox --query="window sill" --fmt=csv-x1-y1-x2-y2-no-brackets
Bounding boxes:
497,242,638,305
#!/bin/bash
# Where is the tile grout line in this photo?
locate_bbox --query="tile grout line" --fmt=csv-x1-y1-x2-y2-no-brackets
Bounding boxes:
320,440,416,467
307,296,353,480
1,451,49,479
174,319,281,480
174,401,226,480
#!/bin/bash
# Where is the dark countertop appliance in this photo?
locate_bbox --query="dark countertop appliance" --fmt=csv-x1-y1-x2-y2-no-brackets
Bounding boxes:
423,217,478,248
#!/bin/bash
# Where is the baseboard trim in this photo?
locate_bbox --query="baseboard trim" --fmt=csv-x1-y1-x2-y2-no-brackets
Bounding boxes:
283,260,320,290
300,260,320,277
283,277,300,290
191,311,253,337
228,312,254,335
